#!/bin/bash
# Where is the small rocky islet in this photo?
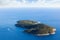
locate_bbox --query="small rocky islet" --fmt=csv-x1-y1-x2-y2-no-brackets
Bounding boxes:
15,20,56,36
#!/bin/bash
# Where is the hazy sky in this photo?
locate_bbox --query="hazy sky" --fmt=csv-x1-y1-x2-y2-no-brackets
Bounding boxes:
0,0,60,8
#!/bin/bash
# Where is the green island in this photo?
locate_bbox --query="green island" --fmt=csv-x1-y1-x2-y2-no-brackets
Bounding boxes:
15,20,56,36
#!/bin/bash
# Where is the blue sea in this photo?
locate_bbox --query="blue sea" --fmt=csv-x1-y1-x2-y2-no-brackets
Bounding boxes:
0,8,60,40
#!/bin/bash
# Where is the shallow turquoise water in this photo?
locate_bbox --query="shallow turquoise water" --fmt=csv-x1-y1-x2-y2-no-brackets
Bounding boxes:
0,8,60,40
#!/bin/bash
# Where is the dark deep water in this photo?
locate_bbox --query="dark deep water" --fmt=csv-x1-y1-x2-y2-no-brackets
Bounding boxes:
0,8,60,40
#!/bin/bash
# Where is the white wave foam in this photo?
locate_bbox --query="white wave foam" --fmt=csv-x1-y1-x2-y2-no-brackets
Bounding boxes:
36,33,49,36
53,28,56,31
50,32,55,34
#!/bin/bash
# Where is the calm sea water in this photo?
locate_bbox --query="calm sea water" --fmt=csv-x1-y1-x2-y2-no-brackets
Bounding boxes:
0,8,60,40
